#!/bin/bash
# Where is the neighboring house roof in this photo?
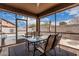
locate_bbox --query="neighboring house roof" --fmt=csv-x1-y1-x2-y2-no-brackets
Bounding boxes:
0,18,16,28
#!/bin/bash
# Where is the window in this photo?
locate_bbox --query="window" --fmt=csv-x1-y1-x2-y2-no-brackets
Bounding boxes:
28,17,36,36
40,17,50,32
10,29,14,33
17,20,27,39
56,6,79,40
47,14,55,32
40,15,55,35
0,10,16,46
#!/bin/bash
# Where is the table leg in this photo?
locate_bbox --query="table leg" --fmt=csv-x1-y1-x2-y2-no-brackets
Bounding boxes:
33,42,35,56
28,41,29,56
58,44,61,55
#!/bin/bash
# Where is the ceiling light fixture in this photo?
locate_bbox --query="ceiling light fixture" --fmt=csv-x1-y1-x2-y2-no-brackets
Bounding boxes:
37,3,40,7
31,3,40,7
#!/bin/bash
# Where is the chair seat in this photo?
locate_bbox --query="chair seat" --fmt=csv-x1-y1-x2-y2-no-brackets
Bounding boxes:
0,48,2,53
36,47,44,53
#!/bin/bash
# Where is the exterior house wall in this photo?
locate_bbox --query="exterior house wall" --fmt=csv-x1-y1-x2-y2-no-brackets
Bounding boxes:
2,27,16,36
2,27,15,33
1,19,16,37
0,19,16,46
51,25,79,40
2,20,15,28
1,20,15,34
40,26,49,32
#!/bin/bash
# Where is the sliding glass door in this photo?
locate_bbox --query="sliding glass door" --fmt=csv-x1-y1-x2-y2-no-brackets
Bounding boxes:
28,17,36,36
16,19,27,42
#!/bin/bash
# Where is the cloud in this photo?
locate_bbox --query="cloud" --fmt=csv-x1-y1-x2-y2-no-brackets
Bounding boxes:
21,17,36,26
51,22,55,25
40,22,45,24
28,17,36,26
65,6,79,17
51,22,59,26
21,17,50,26
65,19,72,24
41,17,50,22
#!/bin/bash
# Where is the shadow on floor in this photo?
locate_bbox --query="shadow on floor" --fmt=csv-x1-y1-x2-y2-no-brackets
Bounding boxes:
0,42,77,56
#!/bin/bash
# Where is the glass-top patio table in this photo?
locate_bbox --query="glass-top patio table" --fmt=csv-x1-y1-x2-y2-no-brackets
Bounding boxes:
25,35,48,42
25,35,49,56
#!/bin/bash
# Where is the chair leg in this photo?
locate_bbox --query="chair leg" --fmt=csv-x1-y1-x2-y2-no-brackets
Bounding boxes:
53,48,56,56
41,53,46,56
8,47,11,56
33,43,36,56
58,44,62,56
28,42,30,56
0,48,2,53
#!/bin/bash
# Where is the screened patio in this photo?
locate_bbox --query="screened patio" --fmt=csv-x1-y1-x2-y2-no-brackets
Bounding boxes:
0,3,79,56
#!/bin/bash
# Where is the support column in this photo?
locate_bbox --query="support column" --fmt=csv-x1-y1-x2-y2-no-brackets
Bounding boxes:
55,13,56,34
49,19,51,33
15,14,18,43
36,17,40,36
25,17,28,36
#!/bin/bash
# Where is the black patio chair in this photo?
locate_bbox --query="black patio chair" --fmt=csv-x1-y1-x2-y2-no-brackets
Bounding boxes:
35,34,62,56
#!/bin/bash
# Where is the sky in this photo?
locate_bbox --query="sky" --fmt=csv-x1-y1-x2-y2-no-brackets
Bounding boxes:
41,6,79,25
0,5,79,27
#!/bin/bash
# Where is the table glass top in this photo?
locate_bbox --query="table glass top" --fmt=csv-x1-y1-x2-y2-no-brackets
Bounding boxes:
25,35,48,42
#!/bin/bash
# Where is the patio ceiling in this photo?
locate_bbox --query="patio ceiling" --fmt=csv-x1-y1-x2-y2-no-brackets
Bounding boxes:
6,3,58,14
0,3,77,17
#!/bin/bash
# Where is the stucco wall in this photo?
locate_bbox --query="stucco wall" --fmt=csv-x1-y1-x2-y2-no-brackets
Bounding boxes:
40,25,79,40
2,27,15,33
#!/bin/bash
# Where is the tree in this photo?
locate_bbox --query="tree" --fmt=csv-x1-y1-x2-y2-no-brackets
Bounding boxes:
29,24,36,28
40,22,49,26
59,22,67,25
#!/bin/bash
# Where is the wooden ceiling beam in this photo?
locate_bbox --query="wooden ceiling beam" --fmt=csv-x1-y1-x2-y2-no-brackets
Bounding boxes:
37,3,77,17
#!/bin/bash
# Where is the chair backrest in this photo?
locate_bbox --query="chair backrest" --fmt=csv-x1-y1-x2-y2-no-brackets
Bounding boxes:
8,42,27,56
44,33,62,52
52,34,62,49
44,35,55,52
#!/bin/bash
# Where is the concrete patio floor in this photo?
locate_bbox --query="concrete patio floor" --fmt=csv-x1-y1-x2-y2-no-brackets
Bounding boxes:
0,40,77,56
